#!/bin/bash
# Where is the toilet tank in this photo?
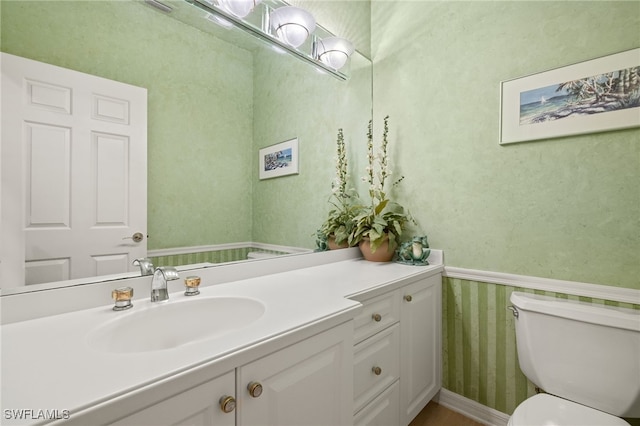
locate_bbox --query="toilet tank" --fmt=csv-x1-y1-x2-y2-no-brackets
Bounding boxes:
510,291,640,417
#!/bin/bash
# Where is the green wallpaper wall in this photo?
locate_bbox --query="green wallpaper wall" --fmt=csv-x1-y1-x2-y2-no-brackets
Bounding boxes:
1,0,254,249
371,1,640,289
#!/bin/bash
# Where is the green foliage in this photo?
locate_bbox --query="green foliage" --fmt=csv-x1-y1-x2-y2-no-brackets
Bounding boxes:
319,190,361,246
348,116,414,253
317,128,361,247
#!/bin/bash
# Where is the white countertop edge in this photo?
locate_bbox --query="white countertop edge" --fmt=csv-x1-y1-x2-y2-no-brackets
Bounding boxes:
346,264,444,301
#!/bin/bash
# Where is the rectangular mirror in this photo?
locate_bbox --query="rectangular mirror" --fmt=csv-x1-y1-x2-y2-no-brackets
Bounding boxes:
0,0,372,294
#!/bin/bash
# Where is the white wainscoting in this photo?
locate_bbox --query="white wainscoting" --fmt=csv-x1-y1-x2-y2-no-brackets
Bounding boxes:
444,266,640,305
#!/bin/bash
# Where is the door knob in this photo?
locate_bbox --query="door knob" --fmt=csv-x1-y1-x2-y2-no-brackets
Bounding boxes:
123,232,144,243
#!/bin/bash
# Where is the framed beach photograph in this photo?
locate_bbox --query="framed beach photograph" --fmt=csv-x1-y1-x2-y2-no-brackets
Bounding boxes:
259,138,299,180
500,48,639,144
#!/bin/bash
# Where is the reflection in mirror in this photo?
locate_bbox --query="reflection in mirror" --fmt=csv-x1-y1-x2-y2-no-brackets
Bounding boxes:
0,0,372,294
182,0,354,80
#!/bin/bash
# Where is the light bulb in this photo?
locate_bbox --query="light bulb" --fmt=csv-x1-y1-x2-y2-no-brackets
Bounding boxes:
317,37,354,69
218,0,261,18
270,6,316,48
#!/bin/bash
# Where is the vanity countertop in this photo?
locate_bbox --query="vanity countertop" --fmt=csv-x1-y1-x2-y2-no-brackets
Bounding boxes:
1,254,443,425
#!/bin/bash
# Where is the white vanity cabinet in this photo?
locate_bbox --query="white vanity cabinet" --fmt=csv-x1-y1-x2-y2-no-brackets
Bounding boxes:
352,272,442,426
2,252,446,426
237,322,353,425
107,322,353,426
111,371,236,426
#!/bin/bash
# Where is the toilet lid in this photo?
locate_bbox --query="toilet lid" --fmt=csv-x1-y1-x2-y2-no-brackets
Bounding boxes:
509,394,630,426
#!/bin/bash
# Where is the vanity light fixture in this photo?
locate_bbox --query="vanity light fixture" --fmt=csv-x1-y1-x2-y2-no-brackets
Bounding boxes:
217,0,262,18
316,36,354,70
270,6,316,48
184,0,352,80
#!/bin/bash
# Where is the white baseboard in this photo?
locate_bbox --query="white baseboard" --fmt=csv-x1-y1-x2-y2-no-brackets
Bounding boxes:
435,388,510,426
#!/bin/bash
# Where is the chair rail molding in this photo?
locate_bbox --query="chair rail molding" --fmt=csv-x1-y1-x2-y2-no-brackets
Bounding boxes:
443,266,640,305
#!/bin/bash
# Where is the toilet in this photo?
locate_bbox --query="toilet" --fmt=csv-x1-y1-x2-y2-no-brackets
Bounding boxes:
508,291,640,426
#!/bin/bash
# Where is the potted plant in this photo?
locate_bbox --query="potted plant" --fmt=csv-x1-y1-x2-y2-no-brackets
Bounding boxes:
318,128,360,250
349,116,414,261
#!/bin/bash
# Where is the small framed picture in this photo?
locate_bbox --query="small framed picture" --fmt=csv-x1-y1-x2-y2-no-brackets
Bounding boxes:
500,48,639,144
258,138,299,180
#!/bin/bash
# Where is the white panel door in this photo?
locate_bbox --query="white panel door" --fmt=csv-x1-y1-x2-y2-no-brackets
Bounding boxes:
1,53,147,286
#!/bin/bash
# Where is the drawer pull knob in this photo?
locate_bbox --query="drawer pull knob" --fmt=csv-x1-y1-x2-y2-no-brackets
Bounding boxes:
219,395,236,413
248,381,263,398
404,295,413,302
372,313,382,322
372,366,382,376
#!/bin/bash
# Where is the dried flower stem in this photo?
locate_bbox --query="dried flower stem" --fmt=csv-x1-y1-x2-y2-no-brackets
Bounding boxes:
333,128,348,197
379,115,390,192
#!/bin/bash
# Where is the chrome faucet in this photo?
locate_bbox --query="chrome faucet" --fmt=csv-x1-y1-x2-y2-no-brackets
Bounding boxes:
151,266,180,302
133,258,154,276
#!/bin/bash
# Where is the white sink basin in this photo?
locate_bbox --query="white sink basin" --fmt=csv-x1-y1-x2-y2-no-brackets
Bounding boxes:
87,296,266,353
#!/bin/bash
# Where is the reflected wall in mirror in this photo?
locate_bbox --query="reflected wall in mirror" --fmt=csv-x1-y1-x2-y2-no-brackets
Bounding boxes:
0,0,372,292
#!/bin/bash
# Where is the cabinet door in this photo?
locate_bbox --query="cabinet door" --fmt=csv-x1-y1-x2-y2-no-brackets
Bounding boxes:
353,380,400,426
109,371,235,426
399,274,442,426
237,322,353,426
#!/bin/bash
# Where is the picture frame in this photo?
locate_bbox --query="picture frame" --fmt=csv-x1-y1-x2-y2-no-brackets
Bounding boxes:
499,48,639,144
259,137,299,180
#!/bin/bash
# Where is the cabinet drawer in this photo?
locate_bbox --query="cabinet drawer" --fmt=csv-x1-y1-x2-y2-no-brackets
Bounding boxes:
353,379,400,426
353,323,400,413
353,290,400,344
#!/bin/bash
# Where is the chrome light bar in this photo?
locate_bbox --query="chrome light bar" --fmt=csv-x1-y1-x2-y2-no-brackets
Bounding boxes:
184,0,350,80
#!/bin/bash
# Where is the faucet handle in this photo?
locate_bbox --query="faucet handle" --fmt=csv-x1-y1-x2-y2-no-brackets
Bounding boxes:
133,258,154,276
158,266,180,281
184,276,201,296
112,287,134,311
